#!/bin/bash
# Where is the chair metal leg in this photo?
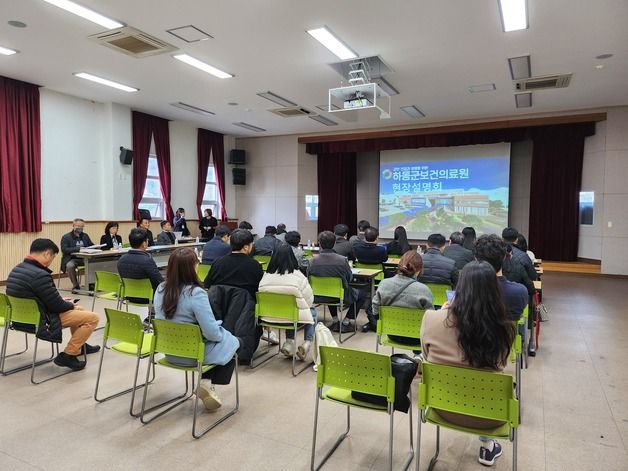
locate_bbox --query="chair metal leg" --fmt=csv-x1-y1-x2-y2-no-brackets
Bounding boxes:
427,426,440,471
139,360,194,424
291,322,313,377
338,303,357,344
400,402,415,471
389,404,395,471
31,340,86,385
249,329,280,369
0,328,29,373
1,332,55,376
311,400,351,471
415,410,422,471
376,335,380,352
512,427,517,471
516,353,522,423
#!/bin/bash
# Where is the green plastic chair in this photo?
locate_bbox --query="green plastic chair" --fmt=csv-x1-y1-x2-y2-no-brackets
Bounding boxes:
353,262,385,282
0,293,29,372
510,327,523,422
376,306,425,354
311,346,414,471
518,305,529,369
309,275,356,343
91,271,122,313
120,278,154,317
424,283,451,308
139,319,239,439
122,242,131,248
252,292,312,376
416,362,519,471
196,263,211,281
93,308,155,416
253,255,271,267
1,296,85,384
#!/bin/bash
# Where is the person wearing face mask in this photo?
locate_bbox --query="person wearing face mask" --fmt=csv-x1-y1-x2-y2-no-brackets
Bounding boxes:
60,218,94,293
173,208,190,237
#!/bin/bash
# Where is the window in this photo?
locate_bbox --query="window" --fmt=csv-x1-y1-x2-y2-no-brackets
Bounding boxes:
305,194,319,221
579,191,594,225
202,164,220,217
139,155,165,219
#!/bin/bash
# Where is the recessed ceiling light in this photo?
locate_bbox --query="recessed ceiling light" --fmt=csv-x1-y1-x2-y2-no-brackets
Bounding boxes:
498,0,528,32
515,93,532,108
469,83,496,93
166,25,213,43
233,122,265,132
400,105,426,119
595,53,613,60
309,115,338,126
256,91,297,107
595,64,604,70
8,20,27,28
170,102,215,116
73,72,138,92
508,55,531,80
0,45,18,56
173,53,233,79
306,26,357,60
228,102,238,106
42,0,123,29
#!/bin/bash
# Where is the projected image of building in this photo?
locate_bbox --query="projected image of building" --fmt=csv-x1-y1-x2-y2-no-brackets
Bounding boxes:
453,194,489,215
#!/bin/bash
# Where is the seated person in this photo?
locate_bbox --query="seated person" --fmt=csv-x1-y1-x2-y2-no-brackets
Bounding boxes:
117,228,164,305
420,261,515,467
502,227,537,282
173,207,190,237
60,218,94,293
514,234,536,263
419,233,459,288
386,226,412,256
276,223,287,243
307,231,366,333
284,230,309,270
238,220,253,230
353,226,388,265
6,239,100,371
474,234,528,323
154,248,239,410
259,245,317,360
137,217,155,246
253,225,282,256
199,208,218,240
202,225,232,265
156,220,176,245
349,219,370,247
371,250,433,335
443,231,474,271
204,229,264,300
100,221,122,250
332,223,355,261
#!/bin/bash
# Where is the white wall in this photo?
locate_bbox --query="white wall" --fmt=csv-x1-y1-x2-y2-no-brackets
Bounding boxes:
169,120,198,217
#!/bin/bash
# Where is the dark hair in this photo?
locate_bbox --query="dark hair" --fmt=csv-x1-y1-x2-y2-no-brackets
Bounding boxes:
104,221,119,235
276,223,286,234
393,226,411,253
73,218,85,224
449,231,464,246
30,238,59,254
397,251,423,277
204,208,212,217
238,221,253,230
364,226,379,242
230,229,254,251
215,225,231,238
265,225,277,235
176,208,185,216
427,233,446,248
515,234,528,252
473,234,506,273
284,230,301,248
334,224,349,237
160,220,170,229
138,217,150,226
161,248,202,319
129,228,148,248
501,227,519,243
447,261,514,369
266,244,299,274
462,227,476,251
357,220,371,232
318,231,336,250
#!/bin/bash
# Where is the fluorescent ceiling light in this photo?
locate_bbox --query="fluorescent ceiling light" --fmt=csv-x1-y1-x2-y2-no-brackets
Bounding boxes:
233,122,265,132
508,55,531,80
515,93,532,108
316,104,340,112
306,26,357,60
173,53,233,79
372,77,399,96
498,0,528,32
170,102,215,116
0,45,18,55
469,83,496,93
309,115,338,126
73,72,138,92
256,91,297,107
400,105,426,119
42,0,123,29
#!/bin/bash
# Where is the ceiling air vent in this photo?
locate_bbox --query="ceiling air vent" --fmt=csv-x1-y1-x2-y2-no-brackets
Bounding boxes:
90,26,177,58
514,73,571,91
269,107,313,118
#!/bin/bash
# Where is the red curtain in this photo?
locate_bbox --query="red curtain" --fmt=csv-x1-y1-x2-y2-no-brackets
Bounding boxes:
317,152,357,236
197,128,227,220
0,76,41,232
131,111,173,221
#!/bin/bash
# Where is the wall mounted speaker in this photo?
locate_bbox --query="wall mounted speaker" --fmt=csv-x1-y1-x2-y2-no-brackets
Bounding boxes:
119,147,133,165
229,149,246,165
232,168,246,185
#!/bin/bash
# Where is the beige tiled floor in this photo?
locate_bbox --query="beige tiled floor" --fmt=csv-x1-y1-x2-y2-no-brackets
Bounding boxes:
1,272,628,470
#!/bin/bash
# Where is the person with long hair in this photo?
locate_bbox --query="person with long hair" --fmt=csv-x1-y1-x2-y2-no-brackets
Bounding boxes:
100,221,122,250
258,245,317,360
154,248,240,410
386,226,412,256
172,207,190,237
461,226,477,251
420,261,515,467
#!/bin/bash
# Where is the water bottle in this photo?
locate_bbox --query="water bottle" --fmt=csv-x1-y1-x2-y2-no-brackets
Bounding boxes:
195,236,199,244
175,238,179,246
307,239,312,249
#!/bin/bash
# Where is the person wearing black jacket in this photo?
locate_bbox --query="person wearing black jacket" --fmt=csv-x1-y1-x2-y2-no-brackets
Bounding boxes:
443,231,474,271
419,233,459,287
100,221,123,250
353,227,388,265
252,226,282,256
6,239,100,371
117,228,164,305
386,226,412,256
138,217,155,246
200,208,218,239
155,220,176,245
60,218,94,292
333,224,355,261
502,227,538,282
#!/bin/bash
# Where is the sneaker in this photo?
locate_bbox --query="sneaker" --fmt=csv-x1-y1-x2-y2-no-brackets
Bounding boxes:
478,441,502,466
82,343,101,355
329,320,340,332
361,323,376,333
196,380,222,411
71,287,80,294
261,330,280,345
53,352,86,371
297,340,312,361
339,321,355,333
280,339,295,357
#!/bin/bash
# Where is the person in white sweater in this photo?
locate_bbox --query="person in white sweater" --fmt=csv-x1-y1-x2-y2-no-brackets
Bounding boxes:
259,245,317,360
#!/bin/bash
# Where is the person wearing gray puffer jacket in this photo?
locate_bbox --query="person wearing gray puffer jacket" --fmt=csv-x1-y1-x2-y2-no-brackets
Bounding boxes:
418,234,459,288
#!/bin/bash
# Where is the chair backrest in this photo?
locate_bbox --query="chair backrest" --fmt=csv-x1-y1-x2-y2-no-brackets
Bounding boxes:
317,346,395,402
255,292,299,322
253,255,271,265
95,271,122,295
122,242,131,248
104,308,145,346
377,306,425,340
510,329,522,363
309,276,344,301
121,278,154,303
387,254,401,260
7,296,40,326
151,319,205,363
425,283,451,307
354,262,384,281
518,305,529,326
196,263,211,281
0,293,10,323
419,362,518,427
